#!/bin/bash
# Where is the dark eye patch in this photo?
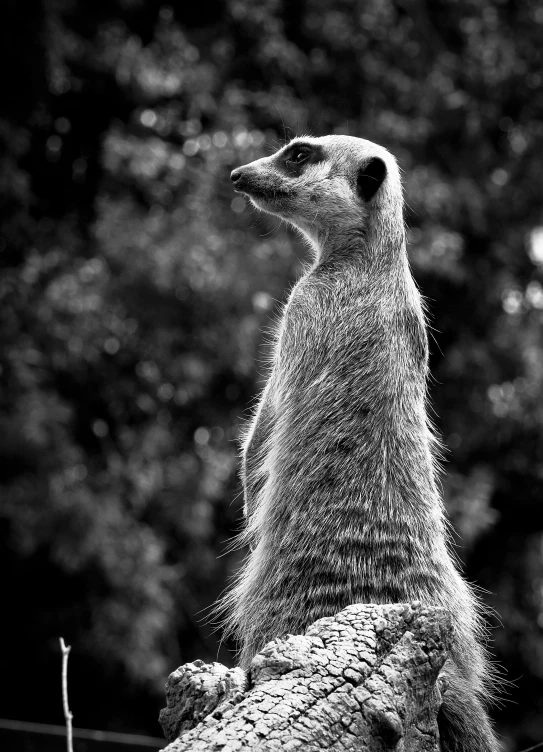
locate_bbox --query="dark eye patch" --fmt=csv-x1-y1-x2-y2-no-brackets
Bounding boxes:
276,142,325,175
286,148,311,165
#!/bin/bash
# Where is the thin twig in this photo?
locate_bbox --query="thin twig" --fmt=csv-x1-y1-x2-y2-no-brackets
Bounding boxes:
519,742,543,752
59,638,73,752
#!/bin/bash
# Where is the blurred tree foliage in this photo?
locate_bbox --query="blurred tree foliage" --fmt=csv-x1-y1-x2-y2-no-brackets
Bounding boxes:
1,0,543,747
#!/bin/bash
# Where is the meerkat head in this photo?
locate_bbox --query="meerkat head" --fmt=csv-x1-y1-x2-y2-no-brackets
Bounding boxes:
230,135,403,254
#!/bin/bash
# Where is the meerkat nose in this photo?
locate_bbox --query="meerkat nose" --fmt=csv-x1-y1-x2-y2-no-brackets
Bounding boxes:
230,168,243,183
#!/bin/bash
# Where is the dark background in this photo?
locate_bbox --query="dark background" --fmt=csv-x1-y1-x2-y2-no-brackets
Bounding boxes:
1,0,543,749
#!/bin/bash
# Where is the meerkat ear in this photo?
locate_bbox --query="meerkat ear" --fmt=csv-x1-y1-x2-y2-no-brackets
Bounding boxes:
357,157,387,201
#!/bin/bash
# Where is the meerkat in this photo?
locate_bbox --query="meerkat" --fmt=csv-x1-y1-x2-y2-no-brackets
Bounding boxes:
225,135,499,751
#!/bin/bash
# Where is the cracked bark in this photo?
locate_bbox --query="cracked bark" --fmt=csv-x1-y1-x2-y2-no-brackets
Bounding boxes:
159,602,450,751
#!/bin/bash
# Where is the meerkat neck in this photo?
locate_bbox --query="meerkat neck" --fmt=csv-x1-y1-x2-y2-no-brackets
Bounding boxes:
312,203,406,272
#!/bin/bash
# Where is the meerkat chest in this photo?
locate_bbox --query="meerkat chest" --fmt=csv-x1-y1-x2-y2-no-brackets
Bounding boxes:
277,279,337,359
274,276,393,402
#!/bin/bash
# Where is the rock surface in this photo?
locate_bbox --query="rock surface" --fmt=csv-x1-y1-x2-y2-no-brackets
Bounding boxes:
159,602,450,751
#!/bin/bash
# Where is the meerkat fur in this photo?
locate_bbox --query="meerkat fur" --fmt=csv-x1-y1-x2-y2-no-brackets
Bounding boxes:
224,135,499,751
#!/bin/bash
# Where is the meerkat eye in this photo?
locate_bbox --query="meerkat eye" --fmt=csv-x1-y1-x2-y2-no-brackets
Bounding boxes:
286,149,310,166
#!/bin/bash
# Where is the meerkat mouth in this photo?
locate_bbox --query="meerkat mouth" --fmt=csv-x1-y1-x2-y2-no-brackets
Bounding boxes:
236,185,292,200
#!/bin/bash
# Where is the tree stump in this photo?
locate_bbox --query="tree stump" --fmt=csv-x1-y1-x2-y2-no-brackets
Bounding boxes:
159,602,450,751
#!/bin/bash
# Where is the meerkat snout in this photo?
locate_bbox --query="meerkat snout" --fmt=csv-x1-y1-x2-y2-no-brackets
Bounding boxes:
230,166,259,195
230,163,279,200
